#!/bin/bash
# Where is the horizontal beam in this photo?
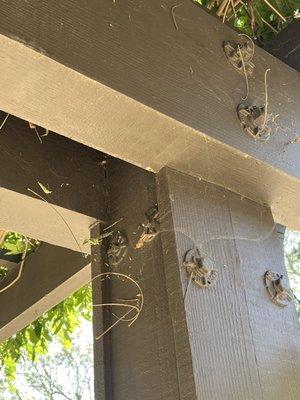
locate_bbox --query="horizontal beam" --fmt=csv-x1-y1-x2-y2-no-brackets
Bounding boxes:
0,113,107,219
0,114,106,251
0,187,95,252
0,1,299,228
0,242,91,342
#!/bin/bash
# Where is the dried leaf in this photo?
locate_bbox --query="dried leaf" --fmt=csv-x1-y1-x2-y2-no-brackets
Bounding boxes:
83,231,113,246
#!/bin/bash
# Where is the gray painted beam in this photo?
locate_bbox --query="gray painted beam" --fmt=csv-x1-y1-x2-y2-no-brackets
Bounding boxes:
92,160,300,399
157,167,300,399
264,20,300,71
0,1,299,228
0,113,106,250
92,160,196,400
0,112,106,218
0,242,91,342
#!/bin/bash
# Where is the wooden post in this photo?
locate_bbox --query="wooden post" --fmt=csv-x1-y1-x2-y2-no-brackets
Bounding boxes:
92,160,196,400
92,161,300,399
157,167,300,399
91,222,113,400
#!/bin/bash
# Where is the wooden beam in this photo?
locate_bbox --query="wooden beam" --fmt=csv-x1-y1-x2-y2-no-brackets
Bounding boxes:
0,113,106,251
265,20,300,71
157,167,300,399
0,187,96,252
93,160,196,400
0,242,90,343
91,222,113,400
0,113,106,218
92,161,299,399
0,1,299,228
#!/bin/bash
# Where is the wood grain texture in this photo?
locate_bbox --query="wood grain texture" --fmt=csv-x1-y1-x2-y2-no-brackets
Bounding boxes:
0,112,107,218
157,167,300,400
0,187,95,252
93,159,196,400
265,20,300,72
91,222,113,400
0,112,108,251
0,243,90,342
0,2,299,228
0,0,298,173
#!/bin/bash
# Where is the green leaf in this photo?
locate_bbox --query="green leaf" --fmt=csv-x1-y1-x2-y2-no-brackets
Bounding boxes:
83,231,113,246
37,181,52,195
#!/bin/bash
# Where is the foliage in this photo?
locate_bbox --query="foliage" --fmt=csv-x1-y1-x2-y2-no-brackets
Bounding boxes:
0,267,9,280
194,0,299,43
0,232,92,390
1,232,39,256
285,230,300,319
0,328,93,400
0,284,92,391
83,231,113,246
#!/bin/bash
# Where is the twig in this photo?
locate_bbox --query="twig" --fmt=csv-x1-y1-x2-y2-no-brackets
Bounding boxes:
171,3,182,30
0,113,9,130
230,0,237,17
222,0,231,23
261,0,286,22
93,303,139,324
27,188,84,255
248,2,256,35
34,127,43,144
95,308,134,341
91,272,144,340
261,17,278,34
262,68,271,129
228,3,243,21
104,218,123,231
184,273,193,301
0,238,29,293
238,33,255,58
41,128,50,137
288,137,300,144
217,0,229,16
0,230,6,246
237,45,249,100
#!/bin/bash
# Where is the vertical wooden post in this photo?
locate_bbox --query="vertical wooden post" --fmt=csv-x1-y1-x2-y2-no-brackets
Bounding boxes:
91,222,113,400
92,162,300,400
157,167,300,400
92,160,196,400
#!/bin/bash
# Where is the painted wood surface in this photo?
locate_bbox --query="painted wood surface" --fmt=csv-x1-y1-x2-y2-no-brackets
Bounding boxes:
92,159,197,400
0,242,90,342
157,167,300,399
265,20,300,71
0,1,299,228
0,113,106,250
0,0,298,175
0,112,106,218
91,222,113,400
